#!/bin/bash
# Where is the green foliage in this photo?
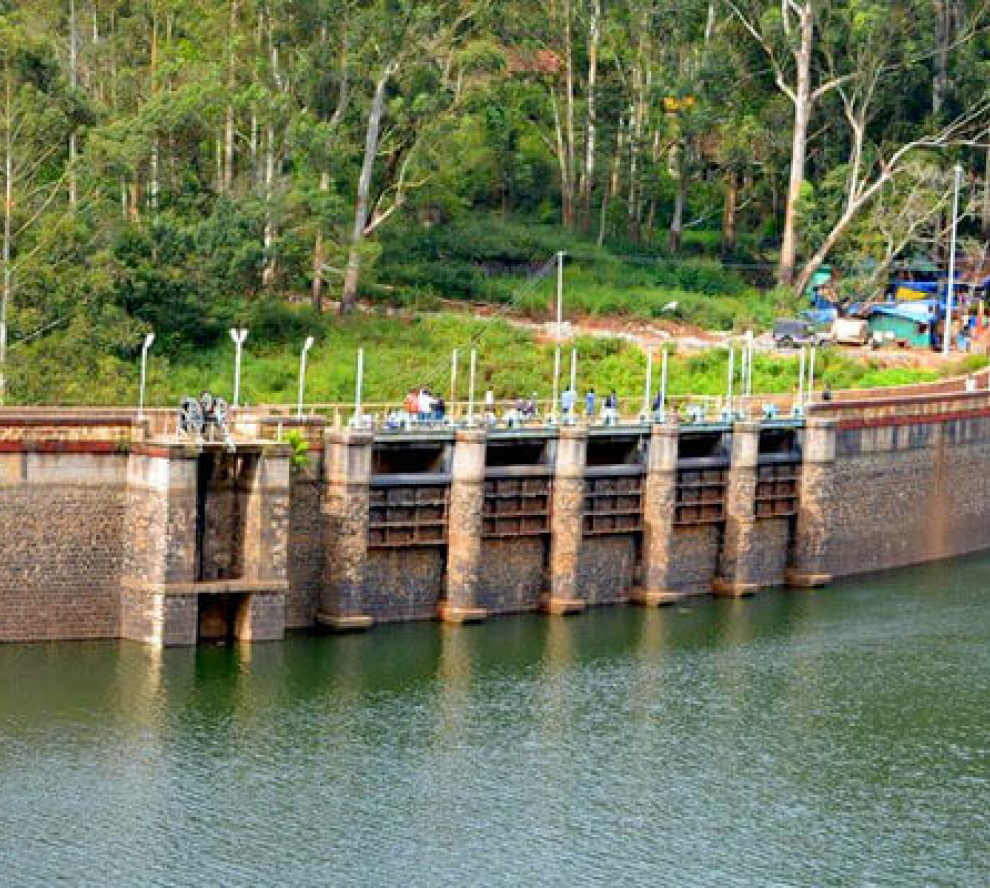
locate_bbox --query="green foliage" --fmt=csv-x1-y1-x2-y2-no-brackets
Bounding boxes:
284,430,311,471
0,1,986,410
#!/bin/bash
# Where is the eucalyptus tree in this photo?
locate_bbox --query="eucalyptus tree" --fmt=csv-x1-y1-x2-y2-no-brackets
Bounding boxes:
790,0,990,293
339,0,483,313
725,0,860,286
0,13,73,404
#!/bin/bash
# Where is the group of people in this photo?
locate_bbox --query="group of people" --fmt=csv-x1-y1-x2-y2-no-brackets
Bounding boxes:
401,387,446,423
559,387,621,424
386,384,628,430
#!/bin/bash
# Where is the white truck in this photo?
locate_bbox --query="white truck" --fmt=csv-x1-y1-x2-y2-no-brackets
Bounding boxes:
830,317,869,346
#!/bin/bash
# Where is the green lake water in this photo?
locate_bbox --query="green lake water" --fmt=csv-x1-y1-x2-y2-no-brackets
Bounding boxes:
3,555,990,886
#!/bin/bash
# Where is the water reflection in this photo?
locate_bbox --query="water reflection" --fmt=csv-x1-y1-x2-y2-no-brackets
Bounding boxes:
5,556,990,885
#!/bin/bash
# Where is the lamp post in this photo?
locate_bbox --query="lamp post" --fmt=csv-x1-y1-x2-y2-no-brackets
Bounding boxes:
797,346,806,409
229,328,248,407
556,250,565,341
746,330,755,396
943,163,963,356
352,347,364,428
807,346,817,406
643,350,653,418
450,349,458,420
296,335,315,418
468,348,477,426
660,348,669,420
138,332,155,420
726,346,735,414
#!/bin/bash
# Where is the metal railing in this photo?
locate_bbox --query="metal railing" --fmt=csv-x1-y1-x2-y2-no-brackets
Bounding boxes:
254,392,808,435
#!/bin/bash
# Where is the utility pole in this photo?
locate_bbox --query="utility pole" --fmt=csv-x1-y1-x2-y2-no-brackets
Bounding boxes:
944,163,963,357
352,347,364,427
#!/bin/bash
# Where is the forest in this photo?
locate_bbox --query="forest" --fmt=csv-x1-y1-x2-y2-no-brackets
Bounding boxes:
2,0,990,405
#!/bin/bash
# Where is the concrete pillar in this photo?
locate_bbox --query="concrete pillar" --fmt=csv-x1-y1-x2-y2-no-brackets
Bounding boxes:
121,445,201,647
633,424,682,605
240,446,291,641
236,591,286,642
441,429,487,623
241,447,291,583
713,422,762,597
546,427,588,614
787,417,836,588
318,429,374,630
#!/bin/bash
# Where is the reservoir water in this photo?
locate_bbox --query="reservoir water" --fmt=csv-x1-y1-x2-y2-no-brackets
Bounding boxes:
4,554,990,886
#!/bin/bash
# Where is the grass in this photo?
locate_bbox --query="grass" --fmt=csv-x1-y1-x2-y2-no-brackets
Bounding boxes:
374,215,789,332
9,307,962,408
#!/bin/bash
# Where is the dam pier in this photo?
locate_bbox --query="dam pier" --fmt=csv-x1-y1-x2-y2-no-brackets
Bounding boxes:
2,384,990,646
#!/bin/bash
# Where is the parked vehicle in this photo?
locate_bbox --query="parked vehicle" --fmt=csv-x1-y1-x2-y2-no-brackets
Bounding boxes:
831,317,870,346
773,318,829,348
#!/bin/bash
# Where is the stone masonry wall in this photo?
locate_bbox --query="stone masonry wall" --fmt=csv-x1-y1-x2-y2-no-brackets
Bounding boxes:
286,474,323,629
364,548,446,621
742,518,792,588
475,538,546,614
665,525,722,593
578,535,636,605
0,452,129,641
823,417,990,577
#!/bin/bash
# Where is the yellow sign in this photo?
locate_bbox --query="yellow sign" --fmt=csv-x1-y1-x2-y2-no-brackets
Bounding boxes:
895,285,930,302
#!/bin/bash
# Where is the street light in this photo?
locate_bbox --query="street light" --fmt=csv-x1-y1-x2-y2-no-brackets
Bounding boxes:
297,336,315,418
138,331,155,420
944,163,963,357
229,328,248,407
352,347,364,428
467,348,477,426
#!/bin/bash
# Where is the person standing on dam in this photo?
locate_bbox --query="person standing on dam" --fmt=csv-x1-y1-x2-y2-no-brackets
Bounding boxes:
585,388,596,418
561,386,576,422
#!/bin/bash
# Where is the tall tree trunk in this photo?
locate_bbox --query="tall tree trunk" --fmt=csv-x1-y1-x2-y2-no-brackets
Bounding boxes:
223,0,239,193
1,74,12,405
129,180,140,222
341,66,392,314
68,0,79,209
150,142,159,210
722,169,738,255
610,111,625,198
551,91,572,227
562,0,576,229
934,0,954,118
579,0,600,230
779,3,813,287
668,145,686,253
262,123,276,287
311,172,330,311
599,115,624,247
148,8,159,211
597,183,609,248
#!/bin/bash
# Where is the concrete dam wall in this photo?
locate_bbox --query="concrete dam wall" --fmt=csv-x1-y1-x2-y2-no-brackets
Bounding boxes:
2,389,989,646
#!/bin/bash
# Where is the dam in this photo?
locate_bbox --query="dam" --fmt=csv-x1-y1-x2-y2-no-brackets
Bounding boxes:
2,380,990,646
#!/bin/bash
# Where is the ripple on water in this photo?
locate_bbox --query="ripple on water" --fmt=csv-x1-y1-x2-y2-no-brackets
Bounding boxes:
3,556,990,886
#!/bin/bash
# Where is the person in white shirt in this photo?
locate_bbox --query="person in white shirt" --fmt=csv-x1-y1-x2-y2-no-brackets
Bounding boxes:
561,387,576,421
418,388,433,421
